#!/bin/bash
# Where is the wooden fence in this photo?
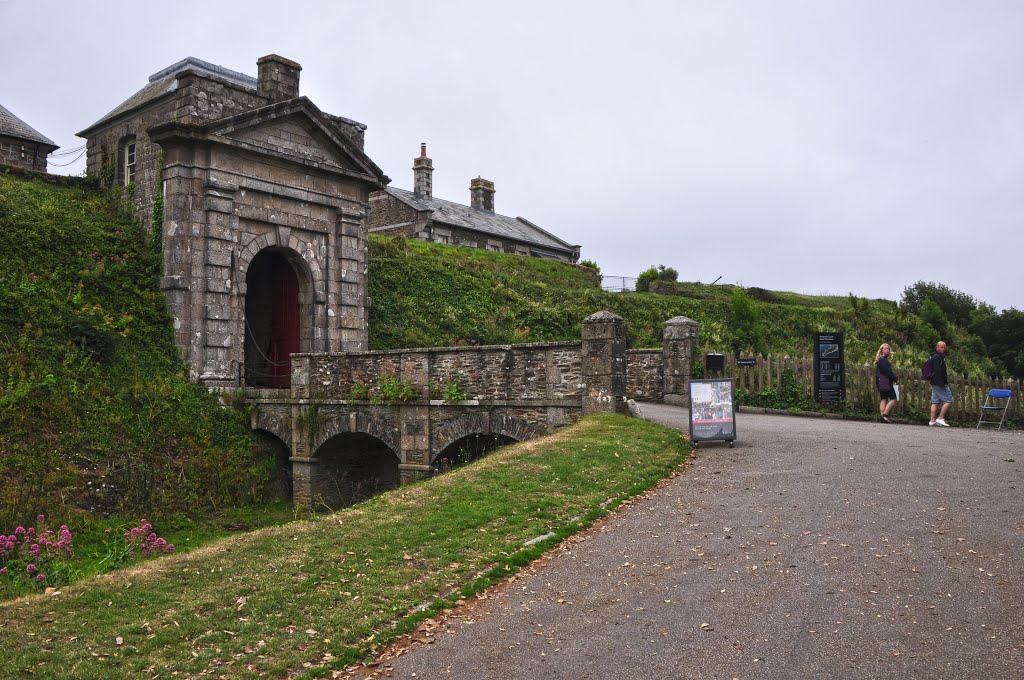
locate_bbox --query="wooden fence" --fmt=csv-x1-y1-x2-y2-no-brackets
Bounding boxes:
716,354,1023,425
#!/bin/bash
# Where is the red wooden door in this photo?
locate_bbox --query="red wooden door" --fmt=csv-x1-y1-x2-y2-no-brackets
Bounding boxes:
270,258,299,388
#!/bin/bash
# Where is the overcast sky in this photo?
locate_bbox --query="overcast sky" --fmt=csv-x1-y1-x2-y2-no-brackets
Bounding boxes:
3,1,1021,311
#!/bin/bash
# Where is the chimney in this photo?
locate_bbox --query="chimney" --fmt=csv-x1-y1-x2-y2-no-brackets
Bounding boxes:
256,54,302,103
470,177,495,212
413,143,433,198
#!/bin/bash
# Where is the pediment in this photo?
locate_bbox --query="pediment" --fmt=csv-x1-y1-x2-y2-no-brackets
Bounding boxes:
202,99,386,183
224,115,356,171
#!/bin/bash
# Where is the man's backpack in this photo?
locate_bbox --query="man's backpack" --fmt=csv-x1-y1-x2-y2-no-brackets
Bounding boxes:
921,357,935,381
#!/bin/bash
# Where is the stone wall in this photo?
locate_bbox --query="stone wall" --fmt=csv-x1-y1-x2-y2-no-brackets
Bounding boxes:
293,341,584,404
626,350,664,401
367,192,422,235
0,135,50,173
83,72,269,227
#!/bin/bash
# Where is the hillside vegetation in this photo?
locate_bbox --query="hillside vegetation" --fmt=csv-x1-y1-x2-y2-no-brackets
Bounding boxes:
369,235,1016,378
0,169,284,529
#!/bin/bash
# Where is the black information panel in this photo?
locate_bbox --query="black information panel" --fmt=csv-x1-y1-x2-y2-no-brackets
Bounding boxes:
688,378,736,447
814,331,846,403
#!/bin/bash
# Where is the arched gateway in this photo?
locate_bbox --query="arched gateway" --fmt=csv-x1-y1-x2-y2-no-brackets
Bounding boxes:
79,54,390,388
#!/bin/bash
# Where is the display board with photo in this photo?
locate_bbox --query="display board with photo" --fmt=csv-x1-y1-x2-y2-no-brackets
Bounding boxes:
688,378,736,444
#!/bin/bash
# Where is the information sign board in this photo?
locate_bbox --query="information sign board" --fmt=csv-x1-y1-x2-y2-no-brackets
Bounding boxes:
813,331,846,403
688,378,736,447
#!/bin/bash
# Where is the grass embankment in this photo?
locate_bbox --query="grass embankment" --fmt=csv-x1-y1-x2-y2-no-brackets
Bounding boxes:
0,414,687,679
368,235,991,375
0,169,284,529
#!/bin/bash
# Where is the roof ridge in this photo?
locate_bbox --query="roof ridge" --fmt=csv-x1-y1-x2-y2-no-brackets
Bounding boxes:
148,57,257,87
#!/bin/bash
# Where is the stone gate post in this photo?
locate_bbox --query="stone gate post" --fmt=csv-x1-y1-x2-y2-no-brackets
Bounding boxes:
582,311,627,414
663,316,699,406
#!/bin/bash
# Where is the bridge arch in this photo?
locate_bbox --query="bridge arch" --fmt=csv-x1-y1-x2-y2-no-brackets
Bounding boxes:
430,413,542,464
310,412,400,460
312,428,400,510
251,427,293,500
251,408,293,449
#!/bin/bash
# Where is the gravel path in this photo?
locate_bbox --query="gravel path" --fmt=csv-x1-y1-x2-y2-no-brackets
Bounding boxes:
383,407,1024,679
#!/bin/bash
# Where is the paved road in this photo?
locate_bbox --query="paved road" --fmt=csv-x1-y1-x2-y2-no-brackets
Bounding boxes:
385,407,1024,679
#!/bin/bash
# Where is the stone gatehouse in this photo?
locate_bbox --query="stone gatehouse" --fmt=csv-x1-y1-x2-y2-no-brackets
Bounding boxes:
78,55,389,387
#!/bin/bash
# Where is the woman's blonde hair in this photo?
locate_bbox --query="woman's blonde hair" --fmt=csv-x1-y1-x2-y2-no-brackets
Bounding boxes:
874,343,891,364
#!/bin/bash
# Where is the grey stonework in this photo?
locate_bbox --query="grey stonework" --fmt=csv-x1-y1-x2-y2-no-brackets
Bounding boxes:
252,311,698,507
662,315,700,406
0,135,53,173
581,311,628,414
78,55,388,387
626,349,664,401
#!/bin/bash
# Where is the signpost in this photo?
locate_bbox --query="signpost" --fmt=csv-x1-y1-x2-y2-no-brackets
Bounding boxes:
688,378,736,448
813,331,845,404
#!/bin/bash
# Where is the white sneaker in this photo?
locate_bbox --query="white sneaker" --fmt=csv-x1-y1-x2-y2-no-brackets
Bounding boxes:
935,418,950,427
929,421,936,426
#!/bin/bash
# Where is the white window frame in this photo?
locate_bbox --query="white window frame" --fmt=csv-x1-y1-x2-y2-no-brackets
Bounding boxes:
123,141,137,186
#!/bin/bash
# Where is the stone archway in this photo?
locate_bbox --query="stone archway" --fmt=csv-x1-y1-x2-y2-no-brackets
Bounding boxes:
243,246,314,388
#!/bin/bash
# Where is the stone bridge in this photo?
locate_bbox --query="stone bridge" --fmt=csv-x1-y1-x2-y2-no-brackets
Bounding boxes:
247,313,698,507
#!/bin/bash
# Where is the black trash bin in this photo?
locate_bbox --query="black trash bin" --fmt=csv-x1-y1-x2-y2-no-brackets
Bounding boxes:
705,353,725,376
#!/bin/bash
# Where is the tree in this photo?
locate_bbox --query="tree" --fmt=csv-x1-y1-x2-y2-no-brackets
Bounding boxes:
635,264,679,292
983,308,1024,379
730,287,768,354
900,281,979,328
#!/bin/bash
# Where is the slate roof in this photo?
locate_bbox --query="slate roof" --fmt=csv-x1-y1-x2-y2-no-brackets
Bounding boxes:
80,57,258,135
0,103,57,147
384,187,578,254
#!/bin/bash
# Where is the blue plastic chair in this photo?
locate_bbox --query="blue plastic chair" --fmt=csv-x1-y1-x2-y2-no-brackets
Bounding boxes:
977,389,1012,430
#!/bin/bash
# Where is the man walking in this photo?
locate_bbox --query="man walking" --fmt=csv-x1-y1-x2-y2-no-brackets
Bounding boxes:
927,340,952,426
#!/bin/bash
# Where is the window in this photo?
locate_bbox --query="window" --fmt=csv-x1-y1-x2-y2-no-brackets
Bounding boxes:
123,141,136,186
486,241,502,253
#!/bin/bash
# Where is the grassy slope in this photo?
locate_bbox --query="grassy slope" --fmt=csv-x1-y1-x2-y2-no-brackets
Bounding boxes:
0,414,687,679
368,235,989,375
0,169,280,529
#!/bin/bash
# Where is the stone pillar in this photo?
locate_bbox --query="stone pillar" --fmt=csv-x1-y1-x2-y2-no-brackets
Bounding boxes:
582,311,627,414
399,403,431,467
288,357,317,508
335,207,370,352
663,316,699,406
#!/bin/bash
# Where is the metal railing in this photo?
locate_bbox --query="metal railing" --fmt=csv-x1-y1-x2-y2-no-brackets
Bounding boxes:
601,276,637,293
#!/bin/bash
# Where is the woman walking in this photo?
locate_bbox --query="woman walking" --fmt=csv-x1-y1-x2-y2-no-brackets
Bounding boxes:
875,343,899,422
